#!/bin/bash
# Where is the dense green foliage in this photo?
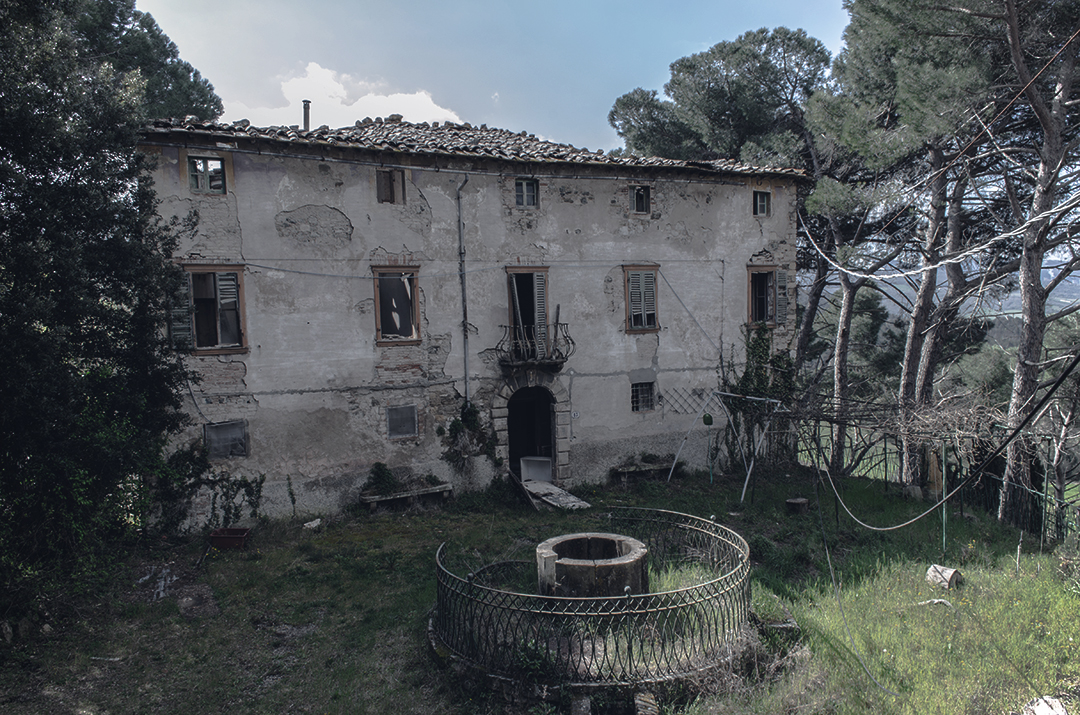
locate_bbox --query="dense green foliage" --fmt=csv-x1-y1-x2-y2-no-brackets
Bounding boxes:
75,0,223,120
609,27,831,166
0,0,217,616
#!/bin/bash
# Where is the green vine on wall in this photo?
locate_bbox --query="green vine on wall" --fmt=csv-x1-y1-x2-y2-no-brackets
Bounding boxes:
721,325,795,469
439,403,503,472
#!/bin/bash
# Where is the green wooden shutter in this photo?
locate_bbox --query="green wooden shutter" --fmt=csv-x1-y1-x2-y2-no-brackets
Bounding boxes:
775,270,788,325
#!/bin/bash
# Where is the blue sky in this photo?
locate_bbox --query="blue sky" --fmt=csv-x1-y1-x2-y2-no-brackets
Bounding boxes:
136,0,850,152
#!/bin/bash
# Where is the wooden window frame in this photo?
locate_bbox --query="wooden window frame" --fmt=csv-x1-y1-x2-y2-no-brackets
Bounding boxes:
373,266,421,346
753,190,771,217
377,169,406,204
515,178,539,208
623,265,660,333
187,156,227,195
171,264,247,355
747,266,788,326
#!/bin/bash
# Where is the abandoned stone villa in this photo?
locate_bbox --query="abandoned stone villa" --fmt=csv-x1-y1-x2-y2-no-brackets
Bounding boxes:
139,114,801,516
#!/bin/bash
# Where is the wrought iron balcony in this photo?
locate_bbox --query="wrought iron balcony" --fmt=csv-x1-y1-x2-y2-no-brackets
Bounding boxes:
494,323,575,371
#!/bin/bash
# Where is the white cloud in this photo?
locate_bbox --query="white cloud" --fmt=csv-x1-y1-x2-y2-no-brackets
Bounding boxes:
221,62,460,129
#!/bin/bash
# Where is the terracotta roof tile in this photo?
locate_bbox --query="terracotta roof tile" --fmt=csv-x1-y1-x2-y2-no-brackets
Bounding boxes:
144,116,807,179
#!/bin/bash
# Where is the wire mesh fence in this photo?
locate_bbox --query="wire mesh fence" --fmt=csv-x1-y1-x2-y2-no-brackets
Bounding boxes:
431,508,751,687
796,420,1080,544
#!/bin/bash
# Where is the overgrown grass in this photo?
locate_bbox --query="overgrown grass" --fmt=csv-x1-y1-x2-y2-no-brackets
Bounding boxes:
1,468,1078,714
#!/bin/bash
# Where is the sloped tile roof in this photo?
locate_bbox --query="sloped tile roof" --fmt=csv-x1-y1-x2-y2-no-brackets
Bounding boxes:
143,115,806,180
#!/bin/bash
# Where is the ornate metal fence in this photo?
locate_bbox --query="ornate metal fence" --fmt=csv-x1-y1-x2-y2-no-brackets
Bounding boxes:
431,508,751,687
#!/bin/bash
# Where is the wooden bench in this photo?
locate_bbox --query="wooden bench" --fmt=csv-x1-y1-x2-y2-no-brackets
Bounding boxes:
357,484,453,511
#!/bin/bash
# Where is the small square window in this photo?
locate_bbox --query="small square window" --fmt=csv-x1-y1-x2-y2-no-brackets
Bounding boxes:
631,382,656,412
387,405,418,439
753,190,771,217
631,185,651,213
515,178,539,207
377,169,405,204
204,420,248,459
189,157,225,194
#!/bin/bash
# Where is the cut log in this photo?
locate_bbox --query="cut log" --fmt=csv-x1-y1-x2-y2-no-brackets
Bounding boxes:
926,564,963,590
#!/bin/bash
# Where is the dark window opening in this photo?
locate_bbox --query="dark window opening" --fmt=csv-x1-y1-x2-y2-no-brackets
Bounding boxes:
631,382,655,412
374,270,419,342
189,157,225,194
180,270,242,350
377,169,405,204
508,270,549,359
632,185,651,213
750,270,775,323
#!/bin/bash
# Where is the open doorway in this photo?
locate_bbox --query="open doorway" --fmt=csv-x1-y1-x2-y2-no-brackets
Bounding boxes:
507,386,555,482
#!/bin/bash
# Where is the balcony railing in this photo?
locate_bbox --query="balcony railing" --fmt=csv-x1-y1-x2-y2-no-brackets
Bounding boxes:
494,323,575,370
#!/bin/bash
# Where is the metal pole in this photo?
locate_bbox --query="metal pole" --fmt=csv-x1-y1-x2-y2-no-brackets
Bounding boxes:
941,439,947,560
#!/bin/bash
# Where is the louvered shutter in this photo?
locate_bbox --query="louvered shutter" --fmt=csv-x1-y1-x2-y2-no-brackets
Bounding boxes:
628,271,643,328
217,272,242,346
642,270,657,328
775,271,788,325
533,272,548,358
169,274,193,350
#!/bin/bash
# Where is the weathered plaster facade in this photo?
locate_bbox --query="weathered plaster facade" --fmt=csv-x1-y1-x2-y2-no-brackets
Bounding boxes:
141,117,801,517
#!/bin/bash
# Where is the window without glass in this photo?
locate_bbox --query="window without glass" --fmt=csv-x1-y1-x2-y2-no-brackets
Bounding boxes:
515,178,539,207
373,268,419,343
171,267,245,351
624,266,659,332
631,382,655,412
507,268,549,359
377,169,405,204
753,190,771,217
387,405,418,439
631,185,651,213
188,157,226,194
748,268,787,324
204,420,248,459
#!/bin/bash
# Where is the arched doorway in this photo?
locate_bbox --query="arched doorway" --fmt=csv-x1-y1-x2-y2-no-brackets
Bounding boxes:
507,386,555,481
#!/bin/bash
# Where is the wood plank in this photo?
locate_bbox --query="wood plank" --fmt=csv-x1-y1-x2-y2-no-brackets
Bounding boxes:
521,479,591,510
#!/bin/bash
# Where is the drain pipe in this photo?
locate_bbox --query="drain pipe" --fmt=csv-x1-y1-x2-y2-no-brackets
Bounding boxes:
457,176,471,405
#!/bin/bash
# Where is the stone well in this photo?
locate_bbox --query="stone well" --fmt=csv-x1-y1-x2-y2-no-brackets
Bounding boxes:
536,532,649,597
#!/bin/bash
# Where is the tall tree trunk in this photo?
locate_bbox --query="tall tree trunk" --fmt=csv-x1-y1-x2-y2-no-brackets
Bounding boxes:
830,273,860,476
998,0,1076,528
899,147,946,485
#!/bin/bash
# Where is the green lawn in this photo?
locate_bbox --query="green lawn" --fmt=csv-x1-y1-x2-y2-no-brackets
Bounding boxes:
2,468,1078,714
